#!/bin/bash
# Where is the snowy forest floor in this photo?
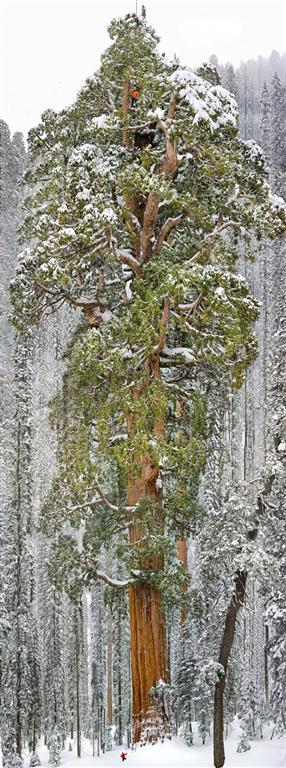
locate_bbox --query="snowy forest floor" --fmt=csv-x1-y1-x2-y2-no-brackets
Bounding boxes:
15,723,286,768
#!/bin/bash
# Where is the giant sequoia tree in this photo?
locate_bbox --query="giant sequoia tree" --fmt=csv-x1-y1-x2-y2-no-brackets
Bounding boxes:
11,13,286,744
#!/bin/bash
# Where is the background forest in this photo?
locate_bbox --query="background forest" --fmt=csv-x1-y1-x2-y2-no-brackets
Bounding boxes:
0,15,285,768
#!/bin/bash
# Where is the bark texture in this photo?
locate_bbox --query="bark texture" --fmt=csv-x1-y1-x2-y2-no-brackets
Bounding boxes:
128,578,169,743
127,354,170,744
113,88,178,744
176,538,189,628
213,571,247,768
107,608,113,726
122,79,132,148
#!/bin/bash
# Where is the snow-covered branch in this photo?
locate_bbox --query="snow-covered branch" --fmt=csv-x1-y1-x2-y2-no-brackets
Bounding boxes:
188,221,243,265
178,293,204,316
93,482,136,514
114,246,141,276
62,483,136,516
155,215,183,253
94,569,135,588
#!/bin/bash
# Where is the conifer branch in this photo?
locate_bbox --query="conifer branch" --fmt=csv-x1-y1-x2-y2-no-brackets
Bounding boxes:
153,297,171,354
35,280,110,317
115,248,141,276
93,569,136,588
33,130,52,150
155,215,183,252
87,560,144,589
62,484,136,516
167,92,177,120
93,482,136,514
188,221,243,265
140,191,160,261
170,310,194,334
178,293,204,315
157,125,178,177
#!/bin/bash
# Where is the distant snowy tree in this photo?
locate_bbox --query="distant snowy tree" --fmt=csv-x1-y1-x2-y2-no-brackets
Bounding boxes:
260,82,272,164
264,316,286,735
270,73,286,195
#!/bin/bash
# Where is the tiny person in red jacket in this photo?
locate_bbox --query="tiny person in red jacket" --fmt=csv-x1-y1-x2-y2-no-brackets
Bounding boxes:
130,87,140,107
120,752,127,762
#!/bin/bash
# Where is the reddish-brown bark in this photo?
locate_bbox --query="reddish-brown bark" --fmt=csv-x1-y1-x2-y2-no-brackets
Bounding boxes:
176,538,189,628
127,349,171,743
122,79,132,148
128,467,170,743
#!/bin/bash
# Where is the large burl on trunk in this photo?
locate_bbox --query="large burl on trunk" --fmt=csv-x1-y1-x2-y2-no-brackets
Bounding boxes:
127,356,171,744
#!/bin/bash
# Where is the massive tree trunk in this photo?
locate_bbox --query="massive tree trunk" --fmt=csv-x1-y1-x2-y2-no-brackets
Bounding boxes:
122,148,175,741
128,472,170,743
127,355,170,744
213,570,247,768
111,87,179,744
129,578,169,743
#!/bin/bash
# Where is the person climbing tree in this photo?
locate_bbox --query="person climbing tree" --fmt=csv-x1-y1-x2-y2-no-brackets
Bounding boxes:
130,86,140,107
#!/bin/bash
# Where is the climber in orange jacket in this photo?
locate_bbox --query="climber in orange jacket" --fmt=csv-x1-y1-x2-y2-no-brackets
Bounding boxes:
130,87,140,107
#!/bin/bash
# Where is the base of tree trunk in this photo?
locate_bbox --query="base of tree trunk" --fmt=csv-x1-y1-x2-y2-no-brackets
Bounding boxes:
129,582,171,744
213,678,225,768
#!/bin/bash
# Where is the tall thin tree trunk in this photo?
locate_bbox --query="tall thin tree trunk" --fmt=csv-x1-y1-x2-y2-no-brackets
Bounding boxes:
75,609,81,758
117,620,123,744
32,711,36,754
264,622,269,711
97,704,100,757
107,607,113,726
118,667,122,744
16,422,22,757
176,539,188,628
213,571,247,768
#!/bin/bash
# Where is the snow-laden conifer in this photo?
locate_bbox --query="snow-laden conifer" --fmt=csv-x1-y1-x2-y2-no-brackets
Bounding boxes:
10,14,286,748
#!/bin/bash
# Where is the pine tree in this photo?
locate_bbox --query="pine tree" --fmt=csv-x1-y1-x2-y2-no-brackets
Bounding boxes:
0,123,36,766
90,582,107,755
39,557,67,754
270,73,286,195
264,313,286,735
10,14,286,746
260,82,272,164
222,64,238,100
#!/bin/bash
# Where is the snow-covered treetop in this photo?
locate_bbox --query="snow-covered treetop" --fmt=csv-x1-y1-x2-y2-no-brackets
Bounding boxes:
170,67,238,131
10,13,286,591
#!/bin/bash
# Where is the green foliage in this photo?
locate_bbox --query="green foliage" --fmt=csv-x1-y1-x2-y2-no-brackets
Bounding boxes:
11,13,286,599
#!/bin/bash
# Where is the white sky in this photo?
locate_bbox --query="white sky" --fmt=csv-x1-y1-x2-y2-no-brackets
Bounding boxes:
1,0,286,138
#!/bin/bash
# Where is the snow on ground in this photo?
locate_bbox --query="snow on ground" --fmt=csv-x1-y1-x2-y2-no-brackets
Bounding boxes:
20,724,285,768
